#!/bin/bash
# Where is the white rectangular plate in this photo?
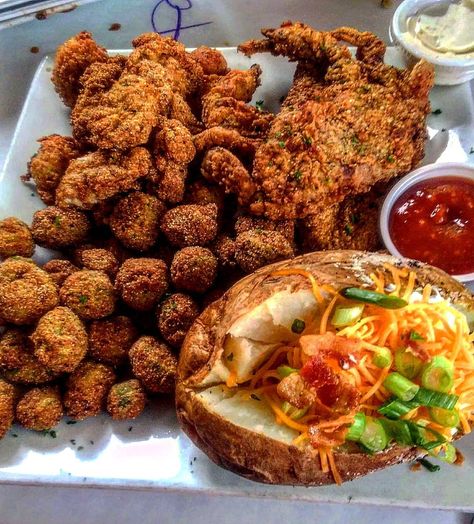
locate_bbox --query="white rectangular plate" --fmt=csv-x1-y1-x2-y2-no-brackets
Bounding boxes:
0,48,473,510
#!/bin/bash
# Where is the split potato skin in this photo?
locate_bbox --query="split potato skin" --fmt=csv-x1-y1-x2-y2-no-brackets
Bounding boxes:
176,250,474,486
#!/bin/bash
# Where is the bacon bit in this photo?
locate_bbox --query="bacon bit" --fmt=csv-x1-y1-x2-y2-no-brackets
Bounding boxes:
308,425,347,448
277,373,316,409
300,333,361,369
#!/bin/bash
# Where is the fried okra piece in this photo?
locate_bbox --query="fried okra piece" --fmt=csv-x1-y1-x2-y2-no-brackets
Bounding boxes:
156,293,199,348
43,259,79,287
60,270,116,320
25,135,81,205
31,206,91,249
31,306,88,373
88,315,138,366
64,361,116,420
234,215,295,243
16,386,63,431
234,230,294,273
79,248,119,278
0,379,16,439
160,204,218,247
106,379,146,420
183,180,225,218
0,217,34,259
0,258,59,325
170,247,217,293
115,258,168,311
211,234,238,269
110,192,166,252
1,329,57,385
129,336,177,393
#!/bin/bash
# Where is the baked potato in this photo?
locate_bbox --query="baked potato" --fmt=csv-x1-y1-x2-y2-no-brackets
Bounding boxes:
176,250,474,485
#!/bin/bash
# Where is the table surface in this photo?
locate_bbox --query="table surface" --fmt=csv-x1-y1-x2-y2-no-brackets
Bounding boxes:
0,1,473,522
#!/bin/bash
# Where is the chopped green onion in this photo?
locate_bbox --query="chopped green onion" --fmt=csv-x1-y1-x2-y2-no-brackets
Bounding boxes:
330,305,365,327
277,365,298,378
346,412,366,441
379,418,413,446
378,398,418,419
417,458,441,472
291,406,309,420
429,407,460,428
436,443,457,464
383,372,420,401
281,401,291,414
373,347,393,369
291,318,306,334
413,388,458,409
409,330,426,341
340,288,408,309
280,401,308,420
359,416,389,452
421,356,454,393
395,348,423,379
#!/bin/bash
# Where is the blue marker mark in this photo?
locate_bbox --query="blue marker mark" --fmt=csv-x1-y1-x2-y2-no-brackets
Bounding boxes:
151,0,212,40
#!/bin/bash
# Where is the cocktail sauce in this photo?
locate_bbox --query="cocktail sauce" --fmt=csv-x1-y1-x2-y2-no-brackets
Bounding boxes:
389,177,474,275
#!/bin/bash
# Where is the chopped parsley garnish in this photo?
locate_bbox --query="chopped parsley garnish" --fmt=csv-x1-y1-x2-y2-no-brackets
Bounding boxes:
250,394,261,401
291,318,306,334
292,170,303,183
226,352,234,362
78,295,88,305
53,216,62,228
70,439,76,445
77,446,84,451
66,420,77,425
386,154,395,163
255,100,264,111
302,135,312,146
11,433,18,438
409,330,426,342
431,108,442,115
278,141,286,148
128,426,133,432
350,213,361,225
344,224,353,236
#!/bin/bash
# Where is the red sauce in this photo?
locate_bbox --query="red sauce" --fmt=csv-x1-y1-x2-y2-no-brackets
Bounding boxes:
389,177,474,275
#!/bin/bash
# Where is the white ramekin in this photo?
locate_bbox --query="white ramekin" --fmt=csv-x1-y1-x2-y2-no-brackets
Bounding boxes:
391,0,474,85
380,162,474,283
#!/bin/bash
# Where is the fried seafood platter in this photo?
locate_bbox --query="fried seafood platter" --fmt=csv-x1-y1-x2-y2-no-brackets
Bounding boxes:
177,251,474,485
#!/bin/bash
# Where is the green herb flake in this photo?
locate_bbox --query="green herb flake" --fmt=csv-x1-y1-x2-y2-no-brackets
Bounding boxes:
409,330,426,342
417,458,440,472
292,170,303,183
250,394,261,401
470,147,474,154
11,433,18,438
255,100,264,111
128,426,133,432
70,439,76,445
53,216,62,228
226,352,234,362
78,295,88,305
302,135,312,146
386,154,395,163
77,446,84,451
344,224,353,236
49,430,57,438
66,420,77,425
431,109,442,115
350,213,361,225
291,318,306,334
278,141,286,148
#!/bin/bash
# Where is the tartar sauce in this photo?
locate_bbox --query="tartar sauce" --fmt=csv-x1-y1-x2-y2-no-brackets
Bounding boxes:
404,0,474,57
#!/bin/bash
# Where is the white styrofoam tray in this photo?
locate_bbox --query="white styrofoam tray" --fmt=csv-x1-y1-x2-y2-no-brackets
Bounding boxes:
0,48,473,510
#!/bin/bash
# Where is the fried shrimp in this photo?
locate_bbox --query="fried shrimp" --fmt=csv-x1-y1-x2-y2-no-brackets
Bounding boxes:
31,206,91,249
0,258,59,325
0,379,16,439
106,379,146,420
56,147,152,210
88,315,138,366
60,270,116,320
64,361,116,420
129,336,177,394
156,293,199,349
110,192,166,252
170,247,217,293
25,135,81,205
31,306,88,373
160,204,218,247
16,386,63,431
51,31,108,108
0,217,34,259
115,258,168,311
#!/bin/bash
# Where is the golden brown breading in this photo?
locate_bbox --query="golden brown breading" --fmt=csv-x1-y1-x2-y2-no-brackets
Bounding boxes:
129,336,177,394
0,217,34,259
60,270,116,320
0,258,59,325
110,192,166,252
115,258,168,312
42,259,79,287
51,31,108,108
64,361,116,420
16,386,63,431
201,65,273,138
156,293,200,349
236,21,434,219
0,379,16,439
234,215,295,243
56,147,152,210
183,180,225,218
25,135,82,205
201,147,256,206
31,206,91,249
170,247,218,294
79,248,119,277
0,328,31,370
160,204,218,247
88,315,138,367
169,93,202,134
190,46,228,76
31,306,88,373
106,379,146,420
193,127,260,158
